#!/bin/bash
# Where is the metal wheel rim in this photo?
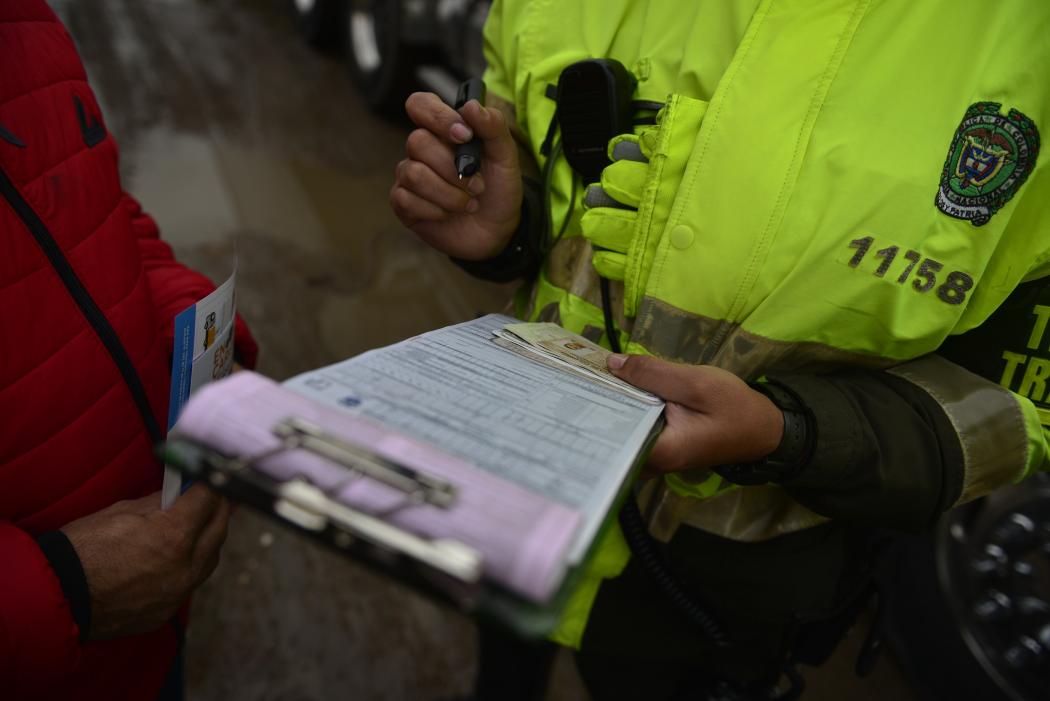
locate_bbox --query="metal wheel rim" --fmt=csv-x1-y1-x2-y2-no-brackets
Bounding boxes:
936,478,1050,701
349,6,382,74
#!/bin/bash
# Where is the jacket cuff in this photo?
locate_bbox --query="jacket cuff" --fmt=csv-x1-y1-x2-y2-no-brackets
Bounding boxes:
450,177,546,283
36,531,91,643
764,374,862,490
0,523,81,692
767,370,965,531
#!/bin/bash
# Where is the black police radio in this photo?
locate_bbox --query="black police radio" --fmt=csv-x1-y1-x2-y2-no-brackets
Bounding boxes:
555,59,638,183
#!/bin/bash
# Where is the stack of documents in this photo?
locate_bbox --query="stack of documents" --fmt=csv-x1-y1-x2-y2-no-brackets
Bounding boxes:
493,322,661,405
170,315,665,608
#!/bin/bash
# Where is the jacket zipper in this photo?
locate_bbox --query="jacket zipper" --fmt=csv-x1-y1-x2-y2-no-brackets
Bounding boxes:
0,167,163,444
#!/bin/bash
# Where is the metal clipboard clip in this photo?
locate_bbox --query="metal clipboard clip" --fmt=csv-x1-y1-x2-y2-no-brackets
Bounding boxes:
182,417,484,588
269,417,457,509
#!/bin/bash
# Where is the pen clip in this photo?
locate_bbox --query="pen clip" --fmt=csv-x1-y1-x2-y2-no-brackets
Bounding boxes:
454,77,486,111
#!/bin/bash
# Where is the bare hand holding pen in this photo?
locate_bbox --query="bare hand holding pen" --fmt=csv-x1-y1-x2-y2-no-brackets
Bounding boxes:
391,91,523,260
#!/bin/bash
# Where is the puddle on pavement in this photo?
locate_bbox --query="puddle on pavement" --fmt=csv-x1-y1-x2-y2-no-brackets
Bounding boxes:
127,127,512,380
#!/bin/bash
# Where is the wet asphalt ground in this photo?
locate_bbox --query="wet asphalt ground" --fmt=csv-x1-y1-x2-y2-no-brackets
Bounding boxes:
53,1,924,699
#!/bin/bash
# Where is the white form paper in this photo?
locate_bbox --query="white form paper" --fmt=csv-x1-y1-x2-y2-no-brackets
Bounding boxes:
284,314,665,563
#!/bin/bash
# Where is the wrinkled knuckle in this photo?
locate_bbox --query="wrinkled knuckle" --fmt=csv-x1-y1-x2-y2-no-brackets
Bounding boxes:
400,162,417,187
704,377,733,405
167,528,193,559
428,102,452,127
406,128,429,156
388,185,401,211
111,513,139,534
401,188,423,214
685,377,706,401
402,161,426,188
159,536,182,564
451,186,471,208
624,355,651,381
405,91,426,113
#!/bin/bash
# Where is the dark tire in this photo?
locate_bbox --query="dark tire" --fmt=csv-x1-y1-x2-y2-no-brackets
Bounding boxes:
883,478,1050,701
344,0,430,117
289,0,346,49
882,527,1011,700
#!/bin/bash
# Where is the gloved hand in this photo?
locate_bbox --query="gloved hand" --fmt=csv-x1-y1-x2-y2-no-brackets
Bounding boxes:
583,136,651,282
579,95,709,319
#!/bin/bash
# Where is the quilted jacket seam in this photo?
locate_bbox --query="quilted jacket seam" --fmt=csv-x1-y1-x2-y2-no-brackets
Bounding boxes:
24,431,151,527
0,261,157,398
23,128,94,194
0,191,123,293
2,381,125,467
0,19,62,27
8,421,144,525
0,321,160,472
0,78,85,123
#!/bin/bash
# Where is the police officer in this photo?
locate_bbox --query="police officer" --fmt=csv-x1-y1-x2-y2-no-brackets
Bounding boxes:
391,1,1049,697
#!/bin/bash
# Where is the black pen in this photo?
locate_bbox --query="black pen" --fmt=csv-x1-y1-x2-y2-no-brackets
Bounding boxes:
454,78,486,180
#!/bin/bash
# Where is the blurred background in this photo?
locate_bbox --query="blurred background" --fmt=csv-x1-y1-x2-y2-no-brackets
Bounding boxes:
51,1,1050,700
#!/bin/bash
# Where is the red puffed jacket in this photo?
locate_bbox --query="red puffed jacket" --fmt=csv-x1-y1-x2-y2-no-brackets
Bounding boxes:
0,2,258,698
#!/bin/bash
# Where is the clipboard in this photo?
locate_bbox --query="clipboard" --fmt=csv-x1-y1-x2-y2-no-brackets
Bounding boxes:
160,413,664,638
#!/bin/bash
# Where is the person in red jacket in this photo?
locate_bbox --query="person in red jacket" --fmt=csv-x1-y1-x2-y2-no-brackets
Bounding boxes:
0,2,258,698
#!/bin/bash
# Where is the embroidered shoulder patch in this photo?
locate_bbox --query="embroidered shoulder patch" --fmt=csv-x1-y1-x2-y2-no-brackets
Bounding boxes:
935,102,1040,227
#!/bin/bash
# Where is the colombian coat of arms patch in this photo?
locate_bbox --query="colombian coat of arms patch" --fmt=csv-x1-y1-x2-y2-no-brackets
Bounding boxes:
936,102,1040,226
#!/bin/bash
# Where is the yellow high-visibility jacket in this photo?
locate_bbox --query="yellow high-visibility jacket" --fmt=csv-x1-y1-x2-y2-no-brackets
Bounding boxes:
482,0,1049,647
